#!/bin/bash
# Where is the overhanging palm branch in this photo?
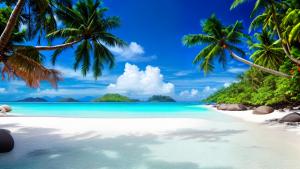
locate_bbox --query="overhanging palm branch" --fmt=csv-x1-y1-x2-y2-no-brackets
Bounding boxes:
182,15,290,78
2,47,61,88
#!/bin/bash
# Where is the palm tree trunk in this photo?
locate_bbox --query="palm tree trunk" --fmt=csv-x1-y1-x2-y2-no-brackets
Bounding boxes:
0,0,25,51
34,40,80,50
229,50,291,78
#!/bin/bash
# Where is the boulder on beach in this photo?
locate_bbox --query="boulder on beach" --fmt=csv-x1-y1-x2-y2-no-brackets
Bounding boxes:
0,129,14,153
0,105,12,116
253,106,274,115
279,112,300,123
217,104,247,111
1,105,12,112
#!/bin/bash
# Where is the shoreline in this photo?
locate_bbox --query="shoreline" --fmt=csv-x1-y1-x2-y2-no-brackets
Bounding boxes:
204,105,300,135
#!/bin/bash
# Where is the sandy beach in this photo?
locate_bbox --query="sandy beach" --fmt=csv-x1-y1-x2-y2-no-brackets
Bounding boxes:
2,108,300,169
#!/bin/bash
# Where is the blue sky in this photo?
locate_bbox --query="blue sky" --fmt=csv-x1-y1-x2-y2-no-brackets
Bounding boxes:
0,0,255,101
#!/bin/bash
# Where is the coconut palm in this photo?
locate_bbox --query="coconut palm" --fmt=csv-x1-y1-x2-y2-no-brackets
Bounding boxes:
1,0,125,87
182,15,290,78
33,0,126,78
231,0,300,65
0,7,61,88
249,31,285,69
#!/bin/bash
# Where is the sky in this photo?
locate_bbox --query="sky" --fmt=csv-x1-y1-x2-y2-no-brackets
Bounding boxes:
0,0,256,101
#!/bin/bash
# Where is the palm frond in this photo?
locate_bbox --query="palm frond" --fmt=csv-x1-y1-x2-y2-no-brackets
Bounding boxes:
4,53,61,88
182,34,216,47
249,14,266,32
230,0,247,10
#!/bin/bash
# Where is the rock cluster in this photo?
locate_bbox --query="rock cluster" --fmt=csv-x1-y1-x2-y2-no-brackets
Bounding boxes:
216,104,247,111
253,106,274,115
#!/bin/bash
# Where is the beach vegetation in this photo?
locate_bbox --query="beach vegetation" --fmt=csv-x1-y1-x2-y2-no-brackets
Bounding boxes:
184,0,300,106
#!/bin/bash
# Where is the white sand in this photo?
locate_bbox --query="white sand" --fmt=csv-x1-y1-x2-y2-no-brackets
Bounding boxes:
204,105,300,135
1,117,210,137
2,113,300,168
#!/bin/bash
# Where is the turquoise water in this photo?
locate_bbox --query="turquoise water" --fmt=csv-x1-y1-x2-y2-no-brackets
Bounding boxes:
6,102,209,118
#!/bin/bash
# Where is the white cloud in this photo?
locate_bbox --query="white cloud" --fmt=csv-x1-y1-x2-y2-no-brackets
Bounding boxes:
179,89,199,98
107,63,174,97
109,42,156,62
174,70,194,77
224,82,232,88
227,67,248,74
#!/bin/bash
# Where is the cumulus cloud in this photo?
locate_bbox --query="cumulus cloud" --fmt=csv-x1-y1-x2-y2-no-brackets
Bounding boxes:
179,89,199,98
109,42,156,62
107,63,174,96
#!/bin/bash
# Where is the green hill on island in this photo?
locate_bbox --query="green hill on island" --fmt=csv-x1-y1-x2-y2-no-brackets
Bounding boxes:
148,95,176,102
93,94,139,102
17,97,47,102
58,98,79,102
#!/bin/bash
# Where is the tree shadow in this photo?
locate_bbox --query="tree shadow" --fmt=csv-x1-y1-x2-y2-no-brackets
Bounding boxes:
165,129,246,142
0,123,235,169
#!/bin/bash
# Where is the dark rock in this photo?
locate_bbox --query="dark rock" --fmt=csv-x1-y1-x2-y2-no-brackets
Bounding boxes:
279,112,300,123
0,129,14,153
253,106,274,115
217,104,247,111
278,109,284,112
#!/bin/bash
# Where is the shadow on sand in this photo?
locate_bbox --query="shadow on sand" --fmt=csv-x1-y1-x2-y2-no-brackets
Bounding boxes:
0,123,244,169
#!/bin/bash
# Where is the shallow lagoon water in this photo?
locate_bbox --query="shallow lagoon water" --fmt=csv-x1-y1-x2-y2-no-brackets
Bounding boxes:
8,102,209,118
1,103,300,169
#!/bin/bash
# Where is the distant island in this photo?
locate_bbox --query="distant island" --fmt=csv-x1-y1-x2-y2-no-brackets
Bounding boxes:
93,94,139,102
58,98,79,102
148,95,176,102
17,97,47,102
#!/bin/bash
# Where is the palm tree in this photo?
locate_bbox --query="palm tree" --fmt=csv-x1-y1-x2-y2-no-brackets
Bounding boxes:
249,31,285,69
0,7,61,88
1,0,125,87
231,0,300,65
33,0,126,78
182,15,290,78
